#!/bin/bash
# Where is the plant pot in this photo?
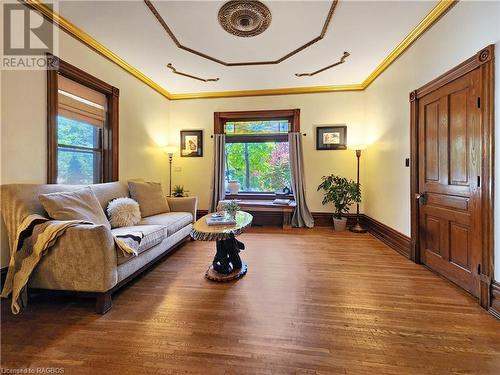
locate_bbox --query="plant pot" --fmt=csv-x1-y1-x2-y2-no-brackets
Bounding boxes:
332,216,347,231
227,180,241,195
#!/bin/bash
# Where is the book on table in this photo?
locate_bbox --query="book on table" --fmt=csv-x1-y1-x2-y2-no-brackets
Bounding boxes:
206,215,237,226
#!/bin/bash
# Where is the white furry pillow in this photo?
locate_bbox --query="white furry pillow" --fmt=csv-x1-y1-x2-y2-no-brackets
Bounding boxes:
107,197,141,228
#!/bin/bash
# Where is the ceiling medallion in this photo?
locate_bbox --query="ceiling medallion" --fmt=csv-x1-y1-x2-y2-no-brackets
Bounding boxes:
218,0,272,38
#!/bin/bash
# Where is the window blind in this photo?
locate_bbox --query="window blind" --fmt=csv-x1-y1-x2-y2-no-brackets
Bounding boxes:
58,75,107,128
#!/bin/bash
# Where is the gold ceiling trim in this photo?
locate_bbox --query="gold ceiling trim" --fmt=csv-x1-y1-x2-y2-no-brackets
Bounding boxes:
167,63,219,82
22,0,456,101
169,83,365,100
144,0,338,67
362,0,457,88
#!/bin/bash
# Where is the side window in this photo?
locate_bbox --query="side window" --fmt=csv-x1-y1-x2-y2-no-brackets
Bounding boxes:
47,56,119,184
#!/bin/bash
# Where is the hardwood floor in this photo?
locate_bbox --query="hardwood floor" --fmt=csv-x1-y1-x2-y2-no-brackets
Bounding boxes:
1,228,499,374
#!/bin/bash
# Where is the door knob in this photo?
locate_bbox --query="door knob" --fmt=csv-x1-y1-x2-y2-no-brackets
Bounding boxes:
416,192,427,204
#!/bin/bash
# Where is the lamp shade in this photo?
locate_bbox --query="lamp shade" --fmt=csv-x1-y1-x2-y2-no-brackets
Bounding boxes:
348,144,367,151
162,145,178,154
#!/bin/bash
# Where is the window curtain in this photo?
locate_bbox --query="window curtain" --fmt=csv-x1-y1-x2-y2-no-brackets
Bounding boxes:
288,132,314,228
209,134,226,212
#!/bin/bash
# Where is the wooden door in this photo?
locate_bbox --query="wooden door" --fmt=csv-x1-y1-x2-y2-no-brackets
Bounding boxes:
417,69,482,297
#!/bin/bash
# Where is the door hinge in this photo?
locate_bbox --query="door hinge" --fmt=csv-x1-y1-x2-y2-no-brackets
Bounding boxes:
477,97,481,109
477,176,481,188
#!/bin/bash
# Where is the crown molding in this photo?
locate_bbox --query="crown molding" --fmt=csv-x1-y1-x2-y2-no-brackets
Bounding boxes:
362,0,457,88
22,0,174,100
23,0,457,101
169,83,365,100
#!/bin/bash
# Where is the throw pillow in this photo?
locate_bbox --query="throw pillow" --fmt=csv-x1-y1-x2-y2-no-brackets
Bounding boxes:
39,186,111,228
107,197,141,228
128,180,170,217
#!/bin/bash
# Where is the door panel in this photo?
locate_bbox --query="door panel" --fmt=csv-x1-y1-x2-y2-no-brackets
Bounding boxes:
449,89,468,185
424,101,440,182
418,69,481,297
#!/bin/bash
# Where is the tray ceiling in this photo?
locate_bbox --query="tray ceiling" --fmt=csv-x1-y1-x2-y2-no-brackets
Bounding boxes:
51,0,443,97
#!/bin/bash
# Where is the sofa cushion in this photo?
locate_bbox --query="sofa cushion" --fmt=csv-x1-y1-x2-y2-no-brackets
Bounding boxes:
39,187,110,229
140,212,193,236
107,197,141,228
90,181,129,210
128,180,170,217
112,225,167,264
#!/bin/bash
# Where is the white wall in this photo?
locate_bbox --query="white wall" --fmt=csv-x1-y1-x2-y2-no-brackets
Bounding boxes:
0,20,172,268
362,1,500,277
169,93,366,212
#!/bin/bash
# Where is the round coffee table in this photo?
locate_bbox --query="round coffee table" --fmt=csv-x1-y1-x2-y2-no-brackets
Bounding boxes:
191,211,253,282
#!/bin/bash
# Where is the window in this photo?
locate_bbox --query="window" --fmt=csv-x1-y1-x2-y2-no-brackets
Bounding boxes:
215,110,300,197
47,55,119,184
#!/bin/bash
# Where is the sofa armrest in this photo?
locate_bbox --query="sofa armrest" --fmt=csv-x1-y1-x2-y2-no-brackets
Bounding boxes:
166,196,198,222
29,224,118,292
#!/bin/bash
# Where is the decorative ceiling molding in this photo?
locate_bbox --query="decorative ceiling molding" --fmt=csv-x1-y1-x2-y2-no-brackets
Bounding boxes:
22,0,457,100
361,0,456,88
218,0,272,38
167,63,219,82
144,0,338,67
295,51,350,77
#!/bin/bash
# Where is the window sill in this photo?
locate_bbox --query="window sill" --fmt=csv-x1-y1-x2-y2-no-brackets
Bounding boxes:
225,192,294,201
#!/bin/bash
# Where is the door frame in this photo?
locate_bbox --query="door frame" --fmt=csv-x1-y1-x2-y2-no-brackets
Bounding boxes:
410,44,495,309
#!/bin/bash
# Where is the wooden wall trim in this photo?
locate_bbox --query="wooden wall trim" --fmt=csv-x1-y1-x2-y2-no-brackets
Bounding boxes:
362,215,411,259
312,213,411,260
214,109,300,134
490,281,500,320
199,209,411,259
311,212,358,227
415,45,494,99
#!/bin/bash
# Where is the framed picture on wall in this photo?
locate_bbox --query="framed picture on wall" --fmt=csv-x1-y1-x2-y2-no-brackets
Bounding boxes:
180,130,203,157
316,125,347,150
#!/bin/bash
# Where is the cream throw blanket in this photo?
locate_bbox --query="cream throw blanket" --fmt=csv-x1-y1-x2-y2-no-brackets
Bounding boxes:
1,213,139,314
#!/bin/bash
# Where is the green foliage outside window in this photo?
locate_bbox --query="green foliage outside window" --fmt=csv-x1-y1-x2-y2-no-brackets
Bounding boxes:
225,141,291,192
57,116,100,184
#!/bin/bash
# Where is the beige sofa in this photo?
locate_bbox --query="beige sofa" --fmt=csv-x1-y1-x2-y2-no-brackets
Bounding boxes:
1,182,197,313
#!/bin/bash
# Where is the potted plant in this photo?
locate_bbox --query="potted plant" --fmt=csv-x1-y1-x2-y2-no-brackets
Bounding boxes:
223,200,240,219
317,175,361,231
173,185,184,197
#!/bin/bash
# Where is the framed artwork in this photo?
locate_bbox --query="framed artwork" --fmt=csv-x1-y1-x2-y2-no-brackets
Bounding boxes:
316,125,347,150
180,130,203,157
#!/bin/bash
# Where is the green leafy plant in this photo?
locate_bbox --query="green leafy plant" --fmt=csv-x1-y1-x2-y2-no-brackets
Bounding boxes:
173,185,184,197
223,200,240,216
317,175,361,219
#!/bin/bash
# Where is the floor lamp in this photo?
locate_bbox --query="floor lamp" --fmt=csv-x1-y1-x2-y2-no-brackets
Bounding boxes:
349,144,367,233
163,146,178,197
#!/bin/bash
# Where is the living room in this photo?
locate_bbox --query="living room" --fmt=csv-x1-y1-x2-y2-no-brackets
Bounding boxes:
1,0,500,374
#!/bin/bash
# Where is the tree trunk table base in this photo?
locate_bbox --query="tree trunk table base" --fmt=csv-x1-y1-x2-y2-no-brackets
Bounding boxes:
191,211,253,282
206,261,248,282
